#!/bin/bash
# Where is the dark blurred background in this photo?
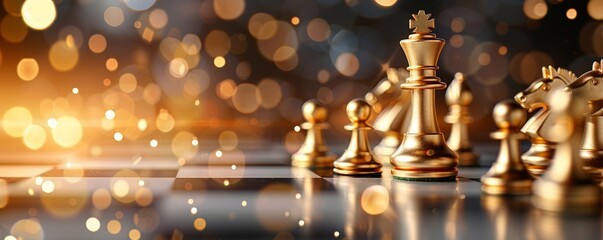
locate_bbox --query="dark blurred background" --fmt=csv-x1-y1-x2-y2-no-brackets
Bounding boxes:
0,0,601,154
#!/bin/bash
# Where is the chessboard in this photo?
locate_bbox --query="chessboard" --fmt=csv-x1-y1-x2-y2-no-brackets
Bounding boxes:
0,141,599,240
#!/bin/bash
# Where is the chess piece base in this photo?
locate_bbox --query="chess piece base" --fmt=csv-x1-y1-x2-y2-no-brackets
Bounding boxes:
292,153,336,168
457,150,478,167
373,132,401,163
481,176,533,195
581,149,603,181
333,151,382,175
391,133,458,180
522,139,554,176
532,179,602,214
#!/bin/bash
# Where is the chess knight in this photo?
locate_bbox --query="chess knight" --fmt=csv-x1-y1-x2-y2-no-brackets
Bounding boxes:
390,10,458,181
365,68,411,162
514,66,577,176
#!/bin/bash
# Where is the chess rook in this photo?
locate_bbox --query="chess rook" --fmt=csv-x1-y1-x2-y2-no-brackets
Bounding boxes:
532,87,601,214
334,99,382,175
390,10,458,181
445,73,478,167
481,100,534,195
291,99,336,168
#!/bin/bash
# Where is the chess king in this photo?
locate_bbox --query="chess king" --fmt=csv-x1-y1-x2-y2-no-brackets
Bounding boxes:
390,10,458,180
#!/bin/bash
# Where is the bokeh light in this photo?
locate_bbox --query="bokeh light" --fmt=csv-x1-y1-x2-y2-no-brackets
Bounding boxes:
16,58,39,81
3,107,32,138
51,116,83,148
21,0,56,30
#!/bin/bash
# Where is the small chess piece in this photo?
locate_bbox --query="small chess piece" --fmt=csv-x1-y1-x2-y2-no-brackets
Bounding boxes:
481,100,534,195
390,10,458,181
445,73,478,167
291,99,336,168
334,99,382,175
366,68,411,162
532,88,601,214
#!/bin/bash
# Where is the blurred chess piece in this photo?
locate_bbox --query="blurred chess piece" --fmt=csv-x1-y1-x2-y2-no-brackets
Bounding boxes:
514,66,576,176
390,10,458,181
445,73,478,167
291,99,336,168
565,60,603,180
532,87,601,214
366,68,411,162
481,100,534,195
334,99,382,175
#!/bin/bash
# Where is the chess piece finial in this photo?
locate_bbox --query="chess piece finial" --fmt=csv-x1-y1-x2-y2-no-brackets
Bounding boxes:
445,73,479,166
481,100,534,195
366,68,411,162
390,10,458,181
409,10,435,34
291,99,336,168
334,99,382,175
532,88,601,214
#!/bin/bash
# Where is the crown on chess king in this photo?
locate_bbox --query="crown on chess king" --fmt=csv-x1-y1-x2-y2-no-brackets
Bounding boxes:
400,10,447,90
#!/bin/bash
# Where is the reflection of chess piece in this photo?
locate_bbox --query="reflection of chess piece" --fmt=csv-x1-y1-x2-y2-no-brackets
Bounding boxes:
292,99,336,168
332,176,395,239
481,100,534,195
390,10,458,181
445,73,478,167
392,180,458,239
366,68,411,162
481,195,532,240
334,99,382,175
532,88,601,214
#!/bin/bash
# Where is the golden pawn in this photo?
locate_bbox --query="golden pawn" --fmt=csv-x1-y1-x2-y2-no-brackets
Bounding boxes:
481,100,534,195
390,10,458,181
334,99,382,175
445,73,479,167
291,99,336,168
532,89,601,214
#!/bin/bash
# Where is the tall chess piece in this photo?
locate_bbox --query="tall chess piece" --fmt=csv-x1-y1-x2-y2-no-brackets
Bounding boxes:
532,88,601,214
445,73,478,167
334,99,382,175
515,66,576,176
292,99,336,168
481,100,534,195
366,68,411,162
390,10,458,181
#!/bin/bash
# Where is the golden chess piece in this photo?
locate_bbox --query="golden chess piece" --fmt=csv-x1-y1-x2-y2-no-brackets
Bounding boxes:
580,106,603,181
445,72,479,167
481,100,534,195
366,68,411,162
390,10,458,181
515,66,576,176
532,88,601,214
334,99,382,175
291,99,336,168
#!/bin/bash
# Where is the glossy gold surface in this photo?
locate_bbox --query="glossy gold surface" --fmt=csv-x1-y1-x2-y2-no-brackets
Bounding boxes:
367,68,411,162
390,10,458,180
514,66,576,176
532,87,601,214
445,73,478,167
292,99,336,168
481,100,534,195
334,99,382,175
